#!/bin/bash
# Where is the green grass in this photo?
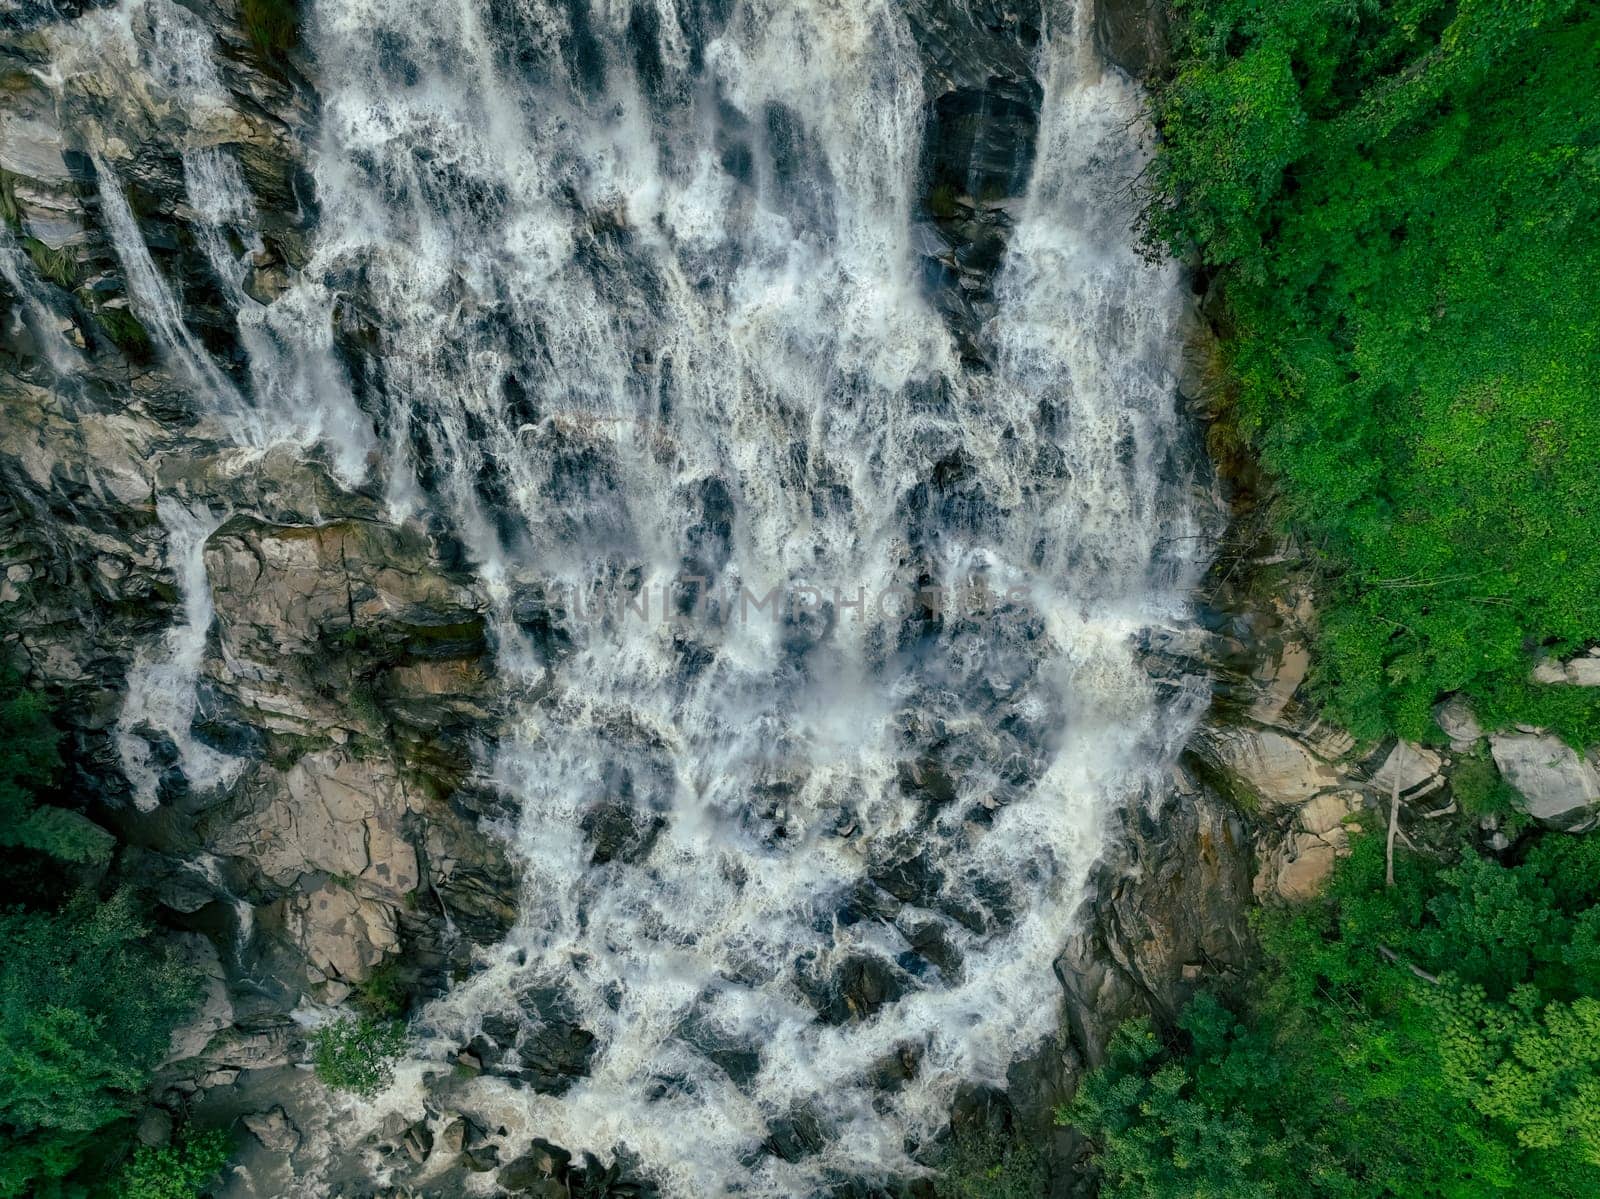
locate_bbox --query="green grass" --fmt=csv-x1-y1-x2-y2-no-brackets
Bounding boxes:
240,0,298,57
22,237,75,289
96,307,154,363
0,170,20,231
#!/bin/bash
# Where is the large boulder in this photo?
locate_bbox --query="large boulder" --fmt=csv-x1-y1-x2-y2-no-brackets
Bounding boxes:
1433,695,1484,750
1489,733,1600,830
1199,726,1340,808
1254,791,1364,903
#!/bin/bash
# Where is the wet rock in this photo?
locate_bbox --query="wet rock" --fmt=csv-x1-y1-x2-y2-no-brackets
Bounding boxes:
867,1042,923,1091
1057,776,1252,1066
1489,733,1600,830
243,1106,301,1155
511,986,598,1093
463,1143,501,1171
402,1120,433,1164
1094,0,1171,77
798,953,911,1025
764,1105,828,1163
498,1139,573,1195
581,799,664,866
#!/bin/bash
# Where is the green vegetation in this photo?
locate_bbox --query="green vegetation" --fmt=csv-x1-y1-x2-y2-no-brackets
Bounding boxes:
0,170,20,231
1064,832,1600,1196
936,1127,1045,1199
1147,0,1600,741
95,306,155,364
0,671,210,1197
310,1015,408,1098
22,237,76,290
112,1130,230,1199
353,960,407,1018
240,0,299,57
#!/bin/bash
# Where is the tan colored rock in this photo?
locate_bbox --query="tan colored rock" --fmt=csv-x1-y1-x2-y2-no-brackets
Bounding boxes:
206,517,481,660
1247,640,1310,726
1297,790,1362,837
1204,726,1339,807
1255,791,1361,903
286,880,399,983
211,750,419,895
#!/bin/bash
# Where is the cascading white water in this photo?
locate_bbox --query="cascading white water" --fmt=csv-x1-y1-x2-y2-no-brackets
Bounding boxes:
279,0,1207,1192
32,0,1209,1191
116,498,242,811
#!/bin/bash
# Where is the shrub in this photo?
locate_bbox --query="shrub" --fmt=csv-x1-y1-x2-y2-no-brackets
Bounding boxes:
310,1015,408,1098
0,893,203,1197
114,1129,231,1199
936,1125,1044,1198
1064,833,1600,1197
96,306,154,363
1450,753,1517,818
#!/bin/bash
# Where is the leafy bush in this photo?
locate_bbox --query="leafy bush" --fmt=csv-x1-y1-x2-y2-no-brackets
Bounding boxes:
935,1125,1044,1198
1065,833,1600,1196
310,1015,408,1098
353,960,407,1018
1449,753,1518,818
240,0,298,57
0,893,203,1197
1147,0,1600,741
114,1130,230,1199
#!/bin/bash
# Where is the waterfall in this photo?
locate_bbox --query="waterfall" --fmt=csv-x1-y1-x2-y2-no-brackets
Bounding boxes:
115,498,242,810
36,0,1208,1190
94,152,254,424
287,0,1206,1192
0,228,81,375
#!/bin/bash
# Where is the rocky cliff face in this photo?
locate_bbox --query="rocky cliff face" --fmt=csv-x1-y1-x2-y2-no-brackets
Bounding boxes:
1,0,516,1133
0,0,1452,1195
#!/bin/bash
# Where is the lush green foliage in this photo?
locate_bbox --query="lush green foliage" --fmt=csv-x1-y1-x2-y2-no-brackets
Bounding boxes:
240,0,298,56
0,893,203,1197
1065,833,1600,1196
1150,0,1600,740
0,672,208,1196
935,1126,1045,1199
0,670,110,865
112,1130,230,1199
310,1015,408,1098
